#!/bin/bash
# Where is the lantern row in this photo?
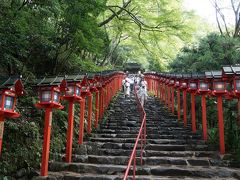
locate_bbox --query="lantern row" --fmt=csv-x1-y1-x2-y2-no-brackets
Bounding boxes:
0,71,125,177
144,65,240,155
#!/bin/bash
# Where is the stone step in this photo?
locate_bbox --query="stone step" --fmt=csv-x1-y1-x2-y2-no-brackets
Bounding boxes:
93,133,202,140
147,134,202,140
33,171,239,180
145,150,220,158
77,142,207,152
99,125,194,131
69,154,214,167
73,148,143,156
88,137,206,146
73,146,219,159
48,162,240,178
145,144,209,151
97,127,200,134
97,131,200,137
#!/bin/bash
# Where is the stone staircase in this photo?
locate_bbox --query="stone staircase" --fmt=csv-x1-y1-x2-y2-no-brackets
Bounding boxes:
34,93,240,180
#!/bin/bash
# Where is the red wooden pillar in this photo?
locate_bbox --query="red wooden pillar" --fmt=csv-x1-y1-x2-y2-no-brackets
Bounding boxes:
155,80,158,96
168,86,171,111
171,87,175,114
191,93,196,133
104,86,107,109
87,94,93,134
201,95,208,141
165,85,167,105
109,84,111,105
78,98,85,144
106,85,109,107
115,78,117,92
103,87,106,111
161,84,163,101
41,108,53,176
94,91,99,128
183,90,187,127
0,117,4,156
65,101,74,163
217,96,225,154
151,79,153,92
177,89,181,120
100,89,103,119
163,85,166,104
157,81,159,97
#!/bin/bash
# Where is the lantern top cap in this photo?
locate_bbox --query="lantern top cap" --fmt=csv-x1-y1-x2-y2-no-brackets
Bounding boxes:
176,74,183,78
222,65,240,75
0,75,23,89
182,74,191,79
35,76,65,87
86,73,96,80
205,71,222,79
65,74,85,82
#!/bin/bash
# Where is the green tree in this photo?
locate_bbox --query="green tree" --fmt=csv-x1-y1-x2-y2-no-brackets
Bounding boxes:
170,33,240,72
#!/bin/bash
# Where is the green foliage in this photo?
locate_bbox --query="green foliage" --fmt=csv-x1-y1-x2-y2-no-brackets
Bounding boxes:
0,0,109,76
0,120,41,174
100,0,199,70
170,33,240,72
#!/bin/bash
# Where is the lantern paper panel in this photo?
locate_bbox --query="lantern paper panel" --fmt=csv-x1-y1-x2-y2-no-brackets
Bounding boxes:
181,82,187,88
66,86,75,96
53,92,59,102
41,91,52,102
199,82,209,90
236,80,240,91
76,87,80,96
4,96,14,110
214,82,225,91
189,82,197,89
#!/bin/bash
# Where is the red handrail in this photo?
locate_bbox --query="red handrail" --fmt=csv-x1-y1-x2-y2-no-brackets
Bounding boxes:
123,86,146,180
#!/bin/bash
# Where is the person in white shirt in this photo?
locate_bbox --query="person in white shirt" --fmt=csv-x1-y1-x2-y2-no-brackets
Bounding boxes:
122,78,126,92
123,76,131,98
138,75,148,106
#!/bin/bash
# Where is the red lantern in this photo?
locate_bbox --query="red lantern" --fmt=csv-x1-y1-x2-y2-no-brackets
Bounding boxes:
206,71,227,96
222,65,240,98
0,76,25,156
35,76,64,109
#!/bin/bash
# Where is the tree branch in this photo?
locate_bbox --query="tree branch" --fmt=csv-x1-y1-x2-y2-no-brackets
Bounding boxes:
98,0,132,27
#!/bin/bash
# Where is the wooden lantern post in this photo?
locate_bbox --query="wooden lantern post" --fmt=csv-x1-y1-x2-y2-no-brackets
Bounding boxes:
61,74,84,163
196,73,211,141
207,71,227,154
34,76,65,176
187,74,199,133
222,66,240,153
174,74,182,120
78,76,90,144
87,73,98,133
0,76,25,156
179,74,190,127
168,75,175,114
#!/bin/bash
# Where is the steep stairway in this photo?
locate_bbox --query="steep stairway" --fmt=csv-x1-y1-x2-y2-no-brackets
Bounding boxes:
34,93,240,180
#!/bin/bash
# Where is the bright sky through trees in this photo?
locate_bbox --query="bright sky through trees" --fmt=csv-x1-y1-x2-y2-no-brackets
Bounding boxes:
183,0,235,27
